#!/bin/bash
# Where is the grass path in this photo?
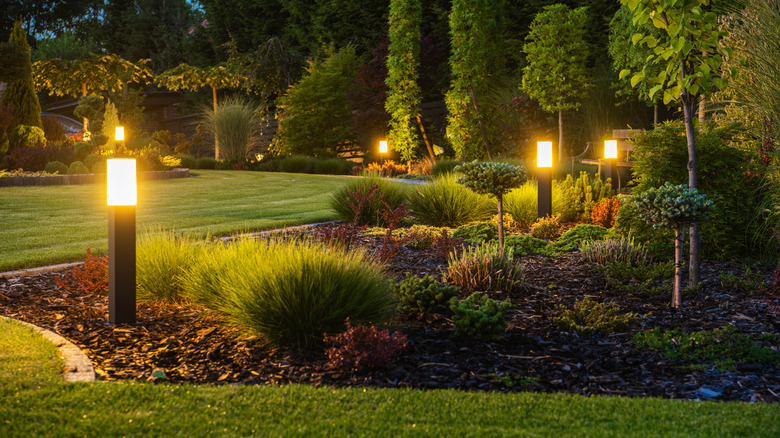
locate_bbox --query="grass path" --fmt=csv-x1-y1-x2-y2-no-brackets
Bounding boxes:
0,170,348,271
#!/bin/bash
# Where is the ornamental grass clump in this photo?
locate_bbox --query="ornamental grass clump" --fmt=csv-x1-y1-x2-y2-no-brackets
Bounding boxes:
330,177,408,226
504,182,538,228
136,231,203,303
184,238,396,348
450,292,512,340
394,273,460,313
407,173,494,227
203,96,264,161
445,243,524,293
550,297,644,336
580,239,648,265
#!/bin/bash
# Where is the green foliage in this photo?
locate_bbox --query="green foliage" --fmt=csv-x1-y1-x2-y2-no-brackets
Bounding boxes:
137,232,203,304
407,174,494,227
431,158,462,176
8,125,45,148
278,155,318,173
74,142,93,159
604,260,675,296
454,161,527,199
183,238,396,348
204,96,264,161
275,47,358,157
554,172,613,223
330,177,408,226
394,273,459,313
175,154,196,169
386,0,422,163
718,265,766,295
503,182,538,229
632,182,713,229
44,161,67,174
445,243,524,293
67,161,89,174
196,157,218,169
2,21,42,130
34,54,154,100
530,215,563,240
449,292,512,340
580,239,648,266
550,297,644,337
504,235,552,257
100,101,120,152
633,326,780,371
396,224,442,250
82,154,102,171
553,224,609,252
446,0,504,159
452,221,497,244
314,158,354,175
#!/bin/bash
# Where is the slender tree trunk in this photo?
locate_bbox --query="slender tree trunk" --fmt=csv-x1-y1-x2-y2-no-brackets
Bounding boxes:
468,86,492,160
673,225,685,309
698,95,705,123
416,114,436,164
497,194,504,256
653,103,659,127
558,109,564,163
81,82,88,130
212,85,219,160
681,68,700,288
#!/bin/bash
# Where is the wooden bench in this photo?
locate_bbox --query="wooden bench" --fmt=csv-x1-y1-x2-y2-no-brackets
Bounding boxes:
572,129,643,188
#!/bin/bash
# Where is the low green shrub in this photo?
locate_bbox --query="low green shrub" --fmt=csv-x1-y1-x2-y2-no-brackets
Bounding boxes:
330,177,408,226
452,221,498,244
314,157,353,175
279,155,318,173
44,161,67,174
324,320,407,372
396,225,442,250
633,326,780,371
580,239,647,265
450,292,512,340
67,161,89,174
196,157,218,169
407,174,494,227
176,154,196,169
504,235,551,257
394,273,459,313
603,260,675,295
9,124,45,148
718,266,766,295
253,158,280,172
82,154,102,170
550,297,644,336
530,215,563,240
552,224,609,252
431,158,462,176
91,161,106,174
136,232,203,303
183,238,396,347
74,141,93,159
445,243,524,292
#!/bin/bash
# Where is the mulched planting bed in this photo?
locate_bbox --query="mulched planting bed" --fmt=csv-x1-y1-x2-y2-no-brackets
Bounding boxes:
2,224,779,403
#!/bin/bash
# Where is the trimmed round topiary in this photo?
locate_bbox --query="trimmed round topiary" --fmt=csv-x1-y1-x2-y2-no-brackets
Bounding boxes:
67,161,89,174
44,160,68,174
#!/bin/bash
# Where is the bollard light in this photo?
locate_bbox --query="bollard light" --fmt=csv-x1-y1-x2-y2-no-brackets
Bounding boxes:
604,139,618,189
604,140,617,159
115,126,125,142
107,155,137,324
379,140,388,154
537,141,553,219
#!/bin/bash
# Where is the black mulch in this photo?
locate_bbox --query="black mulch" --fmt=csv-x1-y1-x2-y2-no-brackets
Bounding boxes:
2,225,779,403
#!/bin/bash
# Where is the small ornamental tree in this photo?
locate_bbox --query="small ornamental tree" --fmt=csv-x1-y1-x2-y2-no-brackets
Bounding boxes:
2,20,42,131
632,182,713,308
455,161,527,253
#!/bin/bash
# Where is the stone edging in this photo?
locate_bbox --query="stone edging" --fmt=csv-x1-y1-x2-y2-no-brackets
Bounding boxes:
1,316,96,382
0,168,189,187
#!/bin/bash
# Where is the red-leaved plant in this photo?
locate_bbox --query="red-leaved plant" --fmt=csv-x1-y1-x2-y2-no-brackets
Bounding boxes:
374,201,411,263
591,196,621,228
56,248,108,294
433,229,464,262
324,319,407,372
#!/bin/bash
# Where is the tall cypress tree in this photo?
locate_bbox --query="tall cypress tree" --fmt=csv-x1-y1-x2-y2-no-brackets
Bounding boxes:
2,21,42,130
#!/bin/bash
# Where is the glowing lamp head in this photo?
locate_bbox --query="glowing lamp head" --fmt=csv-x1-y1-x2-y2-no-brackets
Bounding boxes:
107,158,137,206
379,140,388,154
115,126,125,142
605,140,617,159
537,141,553,168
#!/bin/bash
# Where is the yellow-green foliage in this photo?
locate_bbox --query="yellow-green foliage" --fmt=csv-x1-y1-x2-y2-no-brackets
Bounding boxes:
580,239,647,265
550,297,644,336
530,215,563,240
445,243,524,292
450,292,512,340
555,172,613,222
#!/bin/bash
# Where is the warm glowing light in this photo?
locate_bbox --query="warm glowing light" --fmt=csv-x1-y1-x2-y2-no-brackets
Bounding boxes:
537,141,553,168
107,159,137,206
605,140,617,159
379,140,388,154
115,126,125,142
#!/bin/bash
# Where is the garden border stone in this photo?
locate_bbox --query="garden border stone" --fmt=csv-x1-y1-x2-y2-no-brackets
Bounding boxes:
0,168,189,187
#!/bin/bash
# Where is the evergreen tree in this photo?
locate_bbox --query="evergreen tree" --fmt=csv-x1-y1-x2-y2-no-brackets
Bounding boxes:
2,21,42,131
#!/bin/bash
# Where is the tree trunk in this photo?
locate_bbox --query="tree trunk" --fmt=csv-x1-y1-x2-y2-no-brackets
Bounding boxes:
698,95,705,123
81,82,88,130
558,109,564,163
653,103,659,127
416,114,436,164
673,225,685,309
681,65,700,288
497,194,504,256
468,86,492,160
212,85,219,160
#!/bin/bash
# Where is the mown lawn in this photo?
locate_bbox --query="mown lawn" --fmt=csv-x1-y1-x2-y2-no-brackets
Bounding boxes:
0,170,349,271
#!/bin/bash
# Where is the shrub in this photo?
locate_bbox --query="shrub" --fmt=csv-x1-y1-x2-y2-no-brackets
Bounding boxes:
9,124,45,149
431,158,462,176
278,155,317,173
82,153,102,170
91,161,106,174
136,232,203,303
67,161,89,174
450,292,512,340
396,224,441,250
204,96,264,161
56,248,108,294
580,239,648,265
41,115,66,142
5,142,73,171
603,260,675,296
176,154,196,169
183,238,396,347
452,221,498,244
433,229,465,262
365,160,407,176
551,224,609,252
196,157,218,169
504,235,549,257
408,173,495,227
530,215,563,240
44,160,67,174
394,273,460,313
554,171,613,222
330,177,408,226
324,320,407,372
314,157,354,175
591,196,621,228
445,243,524,292
550,297,644,336
73,141,93,159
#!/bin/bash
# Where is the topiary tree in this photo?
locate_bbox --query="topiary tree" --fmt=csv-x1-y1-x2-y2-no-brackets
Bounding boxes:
521,4,590,163
632,182,713,309
2,20,42,132
455,161,527,253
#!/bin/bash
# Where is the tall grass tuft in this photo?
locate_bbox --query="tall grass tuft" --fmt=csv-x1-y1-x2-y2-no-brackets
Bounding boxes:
431,159,462,176
330,177,408,226
185,238,396,347
408,173,495,227
504,182,538,228
136,231,203,303
445,243,524,293
204,96,264,161
580,239,648,265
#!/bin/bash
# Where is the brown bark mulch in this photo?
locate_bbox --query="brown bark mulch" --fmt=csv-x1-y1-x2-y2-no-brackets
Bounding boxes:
2,226,779,403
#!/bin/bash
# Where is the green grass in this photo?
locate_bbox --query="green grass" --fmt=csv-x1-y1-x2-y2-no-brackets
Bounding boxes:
0,170,349,271
2,317,780,437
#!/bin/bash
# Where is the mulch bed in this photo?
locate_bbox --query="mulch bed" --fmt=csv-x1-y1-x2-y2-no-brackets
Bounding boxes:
2,225,779,403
